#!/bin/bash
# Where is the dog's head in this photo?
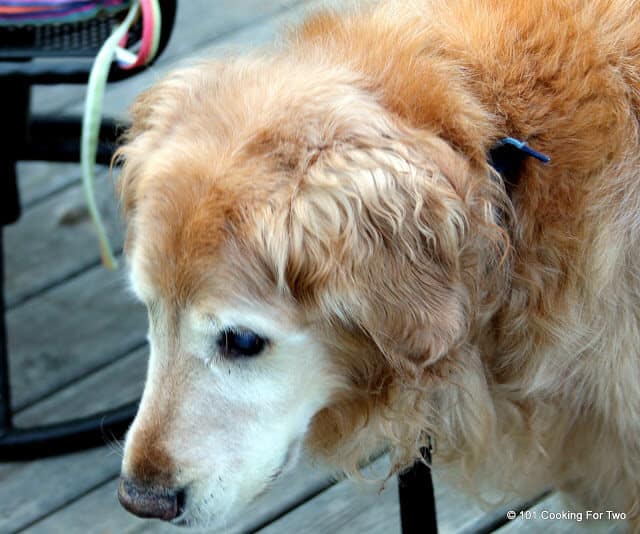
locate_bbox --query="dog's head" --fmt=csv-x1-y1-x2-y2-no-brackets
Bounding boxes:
114,56,508,527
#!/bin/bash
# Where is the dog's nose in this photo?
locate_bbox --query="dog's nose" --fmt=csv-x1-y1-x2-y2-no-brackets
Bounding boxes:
117,477,184,521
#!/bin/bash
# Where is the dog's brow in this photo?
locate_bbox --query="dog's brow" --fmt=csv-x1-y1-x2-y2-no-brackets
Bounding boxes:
191,309,274,339
188,311,222,335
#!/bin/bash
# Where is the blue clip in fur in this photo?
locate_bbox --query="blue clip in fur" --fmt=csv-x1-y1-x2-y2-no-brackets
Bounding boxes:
500,137,550,164
489,137,550,195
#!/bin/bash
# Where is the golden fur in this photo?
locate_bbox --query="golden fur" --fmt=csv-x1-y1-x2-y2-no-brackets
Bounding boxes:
116,0,640,528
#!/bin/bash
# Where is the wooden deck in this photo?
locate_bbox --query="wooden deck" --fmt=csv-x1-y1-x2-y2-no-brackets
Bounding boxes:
0,2,627,533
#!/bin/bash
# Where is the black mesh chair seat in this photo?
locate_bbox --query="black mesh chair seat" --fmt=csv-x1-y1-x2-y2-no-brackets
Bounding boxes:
1,16,121,58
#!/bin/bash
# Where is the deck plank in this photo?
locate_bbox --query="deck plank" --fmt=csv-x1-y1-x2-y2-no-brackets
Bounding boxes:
6,169,118,308
256,457,402,534
23,455,523,534
256,458,533,534
16,162,85,209
7,263,146,410
0,348,147,533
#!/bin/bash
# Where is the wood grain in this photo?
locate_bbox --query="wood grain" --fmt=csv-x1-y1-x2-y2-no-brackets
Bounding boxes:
16,162,85,209
7,263,146,410
6,169,119,308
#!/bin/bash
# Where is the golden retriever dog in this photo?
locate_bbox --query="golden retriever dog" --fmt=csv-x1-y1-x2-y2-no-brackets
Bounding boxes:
114,0,640,530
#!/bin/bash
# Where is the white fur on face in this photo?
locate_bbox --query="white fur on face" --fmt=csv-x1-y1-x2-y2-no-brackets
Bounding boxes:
122,283,341,528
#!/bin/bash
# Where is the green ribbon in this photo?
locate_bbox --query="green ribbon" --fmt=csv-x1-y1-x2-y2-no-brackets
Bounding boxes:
81,2,140,270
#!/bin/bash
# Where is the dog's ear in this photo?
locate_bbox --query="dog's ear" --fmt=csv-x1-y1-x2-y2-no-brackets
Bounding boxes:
269,126,509,374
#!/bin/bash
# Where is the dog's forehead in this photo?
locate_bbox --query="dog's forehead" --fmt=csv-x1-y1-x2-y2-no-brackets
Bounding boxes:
121,58,391,312
127,164,275,307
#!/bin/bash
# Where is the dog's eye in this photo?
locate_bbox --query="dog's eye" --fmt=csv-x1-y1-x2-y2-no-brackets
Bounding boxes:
218,329,267,358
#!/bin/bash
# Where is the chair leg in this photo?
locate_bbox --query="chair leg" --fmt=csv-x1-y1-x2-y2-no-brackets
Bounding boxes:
0,81,25,432
398,446,438,534
1,82,25,226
